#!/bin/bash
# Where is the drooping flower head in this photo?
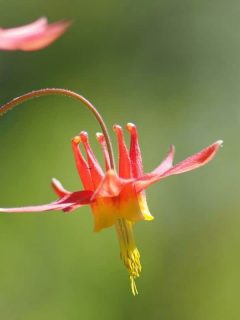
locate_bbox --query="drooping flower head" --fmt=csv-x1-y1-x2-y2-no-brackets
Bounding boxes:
0,17,70,51
0,88,223,295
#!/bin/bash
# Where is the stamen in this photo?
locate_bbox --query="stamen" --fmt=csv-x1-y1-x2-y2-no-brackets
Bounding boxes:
130,276,138,296
115,219,141,295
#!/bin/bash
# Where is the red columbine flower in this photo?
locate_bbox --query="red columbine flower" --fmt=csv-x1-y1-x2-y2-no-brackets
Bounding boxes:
0,17,70,51
0,121,222,294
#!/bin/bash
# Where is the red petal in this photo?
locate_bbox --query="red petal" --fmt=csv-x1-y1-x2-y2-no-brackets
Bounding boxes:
61,190,95,213
0,200,73,213
72,136,93,190
135,140,223,192
113,125,132,178
60,190,93,205
126,123,144,178
51,178,70,197
0,17,70,51
93,170,127,198
163,140,223,176
96,133,111,171
0,190,93,213
151,145,175,175
80,132,104,189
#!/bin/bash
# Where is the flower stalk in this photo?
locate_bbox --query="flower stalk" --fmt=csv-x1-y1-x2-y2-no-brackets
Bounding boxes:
0,88,115,169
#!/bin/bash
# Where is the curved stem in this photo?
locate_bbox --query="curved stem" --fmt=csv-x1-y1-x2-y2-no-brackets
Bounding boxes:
0,88,115,169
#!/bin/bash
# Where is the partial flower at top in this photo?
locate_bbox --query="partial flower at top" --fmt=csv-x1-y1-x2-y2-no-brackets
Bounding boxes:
0,17,70,51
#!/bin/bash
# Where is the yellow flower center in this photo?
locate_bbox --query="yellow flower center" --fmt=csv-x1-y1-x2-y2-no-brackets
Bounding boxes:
115,218,141,295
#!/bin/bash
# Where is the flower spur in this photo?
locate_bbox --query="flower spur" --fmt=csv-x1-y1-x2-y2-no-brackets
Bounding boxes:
0,88,223,295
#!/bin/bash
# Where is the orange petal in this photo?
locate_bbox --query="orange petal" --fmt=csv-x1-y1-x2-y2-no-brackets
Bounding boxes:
113,124,132,178
119,185,154,222
96,133,111,171
72,135,93,190
80,131,104,189
91,198,119,232
126,123,144,178
93,170,126,198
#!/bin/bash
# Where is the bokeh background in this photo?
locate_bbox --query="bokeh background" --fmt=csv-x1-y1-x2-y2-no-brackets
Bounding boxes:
0,1,238,319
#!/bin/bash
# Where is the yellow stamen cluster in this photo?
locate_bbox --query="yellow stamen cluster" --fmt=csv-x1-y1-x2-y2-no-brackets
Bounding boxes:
115,219,142,295
122,247,141,295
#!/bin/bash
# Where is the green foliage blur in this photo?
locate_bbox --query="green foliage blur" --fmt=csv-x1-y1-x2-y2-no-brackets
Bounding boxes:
0,1,238,319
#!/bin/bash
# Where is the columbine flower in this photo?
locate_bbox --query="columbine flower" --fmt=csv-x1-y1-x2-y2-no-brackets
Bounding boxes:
0,121,222,295
0,17,70,51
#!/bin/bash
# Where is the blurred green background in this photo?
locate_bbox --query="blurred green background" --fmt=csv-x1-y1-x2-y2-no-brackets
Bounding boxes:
0,0,238,319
